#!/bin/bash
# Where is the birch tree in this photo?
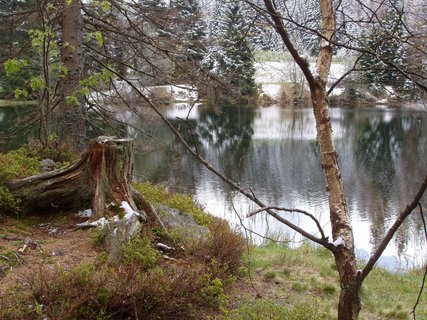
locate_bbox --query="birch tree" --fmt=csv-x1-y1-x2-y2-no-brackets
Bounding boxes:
241,1,427,319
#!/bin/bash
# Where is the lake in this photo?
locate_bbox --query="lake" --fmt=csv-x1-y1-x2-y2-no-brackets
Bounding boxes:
1,103,426,270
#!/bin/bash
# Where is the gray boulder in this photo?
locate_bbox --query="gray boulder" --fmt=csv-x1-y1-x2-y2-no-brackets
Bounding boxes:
154,204,209,240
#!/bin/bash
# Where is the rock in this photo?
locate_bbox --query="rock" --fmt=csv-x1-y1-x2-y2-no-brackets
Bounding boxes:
40,159,55,172
154,204,209,240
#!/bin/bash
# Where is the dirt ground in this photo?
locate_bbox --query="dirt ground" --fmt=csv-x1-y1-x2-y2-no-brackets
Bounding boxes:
0,213,99,298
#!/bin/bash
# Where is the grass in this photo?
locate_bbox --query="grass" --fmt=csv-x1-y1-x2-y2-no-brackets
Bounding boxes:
227,241,426,320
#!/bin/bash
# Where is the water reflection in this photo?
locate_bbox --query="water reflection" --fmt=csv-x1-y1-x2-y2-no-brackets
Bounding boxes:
1,104,426,270
134,105,427,270
0,106,37,151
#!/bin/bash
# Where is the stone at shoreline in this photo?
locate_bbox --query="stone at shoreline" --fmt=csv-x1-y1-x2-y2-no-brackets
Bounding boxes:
154,204,209,239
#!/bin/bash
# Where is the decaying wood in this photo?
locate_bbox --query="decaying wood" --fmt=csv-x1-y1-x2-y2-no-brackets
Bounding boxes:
7,137,145,220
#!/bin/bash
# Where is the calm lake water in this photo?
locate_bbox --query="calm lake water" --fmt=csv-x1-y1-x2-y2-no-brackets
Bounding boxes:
1,104,426,270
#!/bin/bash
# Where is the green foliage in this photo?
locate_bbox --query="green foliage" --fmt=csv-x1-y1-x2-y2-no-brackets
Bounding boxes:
0,186,21,213
0,148,40,182
94,31,104,46
133,181,213,226
199,276,228,308
30,76,46,91
91,0,111,12
122,236,160,269
4,59,29,76
65,95,80,106
14,88,29,99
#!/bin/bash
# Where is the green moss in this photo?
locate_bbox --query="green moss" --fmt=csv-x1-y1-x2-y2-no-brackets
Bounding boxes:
0,148,40,182
133,181,213,226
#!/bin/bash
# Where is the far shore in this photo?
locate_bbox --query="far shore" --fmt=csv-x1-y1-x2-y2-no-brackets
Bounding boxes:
0,100,37,107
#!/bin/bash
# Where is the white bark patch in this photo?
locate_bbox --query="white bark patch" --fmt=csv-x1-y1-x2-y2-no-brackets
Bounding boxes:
76,208,93,218
120,201,140,219
330,236,346,248
76,217,108,229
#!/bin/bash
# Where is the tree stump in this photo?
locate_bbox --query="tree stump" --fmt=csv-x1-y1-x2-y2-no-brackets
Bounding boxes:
7,137,143,220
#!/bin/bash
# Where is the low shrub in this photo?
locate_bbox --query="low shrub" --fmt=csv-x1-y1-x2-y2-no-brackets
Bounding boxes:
23,135,79,165
195,218,246,278
0,148,40,182
0,185,20,214
122,235,160,269
0,260,232,320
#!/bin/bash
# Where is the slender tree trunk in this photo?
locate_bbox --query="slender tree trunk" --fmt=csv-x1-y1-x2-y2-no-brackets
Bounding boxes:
58,0,86,152
312,83,361,320
261,0,362,318
313,1,361,318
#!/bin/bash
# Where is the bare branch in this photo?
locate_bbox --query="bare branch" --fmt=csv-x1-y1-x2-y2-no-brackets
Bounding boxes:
327,53,365,96
91,59,331,248
247,206,327,240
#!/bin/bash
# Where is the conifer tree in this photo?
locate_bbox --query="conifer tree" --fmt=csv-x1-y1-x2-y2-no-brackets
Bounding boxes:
172,0,208,63
212,1,256,96
360,0,408,91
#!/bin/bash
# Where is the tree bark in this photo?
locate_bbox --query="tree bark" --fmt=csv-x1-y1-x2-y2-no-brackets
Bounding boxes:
58,0,86,152
262,0,362,318
8,137,140,219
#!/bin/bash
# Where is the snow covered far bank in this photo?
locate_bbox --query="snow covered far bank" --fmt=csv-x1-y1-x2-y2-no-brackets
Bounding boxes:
254,61,349,85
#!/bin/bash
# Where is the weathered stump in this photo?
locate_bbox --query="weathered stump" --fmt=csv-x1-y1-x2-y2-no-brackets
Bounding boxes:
7,137,142,219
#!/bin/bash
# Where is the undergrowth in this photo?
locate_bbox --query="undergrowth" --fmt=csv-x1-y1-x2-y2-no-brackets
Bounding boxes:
133,181,213,226
0,140,78,214
0,148,40,182
0,186,246,320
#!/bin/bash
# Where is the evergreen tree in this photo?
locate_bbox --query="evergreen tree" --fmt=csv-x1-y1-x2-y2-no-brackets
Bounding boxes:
172,0,208,63
360,0,408,91
287,0,321,55
210,1,256,96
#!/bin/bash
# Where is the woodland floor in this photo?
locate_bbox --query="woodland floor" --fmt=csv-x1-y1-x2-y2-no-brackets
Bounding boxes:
0,213,425,320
